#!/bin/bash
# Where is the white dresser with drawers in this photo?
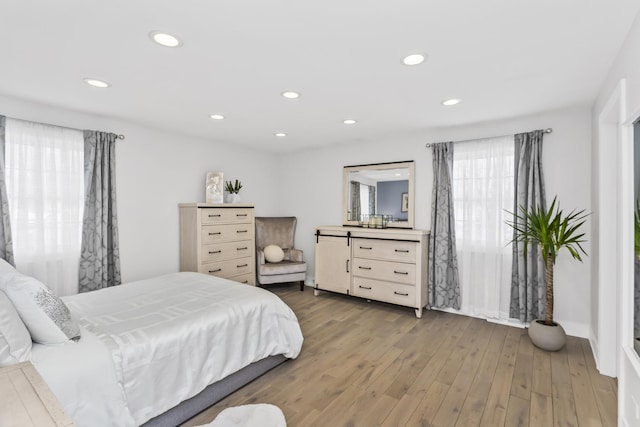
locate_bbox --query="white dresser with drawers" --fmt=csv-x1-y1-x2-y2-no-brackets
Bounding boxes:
314,226,429,317
179,203,256,285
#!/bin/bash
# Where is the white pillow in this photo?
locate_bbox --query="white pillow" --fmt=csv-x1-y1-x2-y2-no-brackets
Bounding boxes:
0,257,16,274
0,290,32,367
264,244,285,263
2,272,80,345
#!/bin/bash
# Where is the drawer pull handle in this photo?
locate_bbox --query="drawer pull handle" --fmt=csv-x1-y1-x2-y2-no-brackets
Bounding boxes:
237,247,248,251
208,232,222,236
242,280,249,284
394,291,409,296
395,249,410,253
208,214,222,218
360,246,372,250
208,250,222,254
237,264,248,268
359,285,372,290
358,266,372,270
209,269,222,273
394,270,409,275
237,230,248,233
236,214,248,217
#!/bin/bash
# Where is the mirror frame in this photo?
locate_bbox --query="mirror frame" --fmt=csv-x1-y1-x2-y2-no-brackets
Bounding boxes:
342,160,415,229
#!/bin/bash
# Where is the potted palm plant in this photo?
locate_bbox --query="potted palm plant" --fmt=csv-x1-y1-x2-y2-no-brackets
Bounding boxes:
507,196,589,351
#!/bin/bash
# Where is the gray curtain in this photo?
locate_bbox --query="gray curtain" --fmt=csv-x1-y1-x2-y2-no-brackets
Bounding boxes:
350,181,361,221
429,142,461,309
510,130,546,322
368,185,376,215
79,131,121,292
0,116,15,265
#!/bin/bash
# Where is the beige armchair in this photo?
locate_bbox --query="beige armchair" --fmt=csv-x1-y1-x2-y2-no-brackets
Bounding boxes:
255,217,306,291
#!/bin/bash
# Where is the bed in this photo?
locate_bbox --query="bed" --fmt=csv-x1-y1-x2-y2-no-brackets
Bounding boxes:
0,264,303,427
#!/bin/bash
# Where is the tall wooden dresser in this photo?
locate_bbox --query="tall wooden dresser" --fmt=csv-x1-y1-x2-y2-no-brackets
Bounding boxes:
179,203,256,285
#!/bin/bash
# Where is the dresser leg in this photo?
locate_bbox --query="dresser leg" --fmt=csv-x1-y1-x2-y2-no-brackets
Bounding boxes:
300,280,304,291
415,307,423,318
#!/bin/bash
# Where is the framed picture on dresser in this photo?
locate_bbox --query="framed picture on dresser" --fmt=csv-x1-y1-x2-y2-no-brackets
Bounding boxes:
205,171,224,204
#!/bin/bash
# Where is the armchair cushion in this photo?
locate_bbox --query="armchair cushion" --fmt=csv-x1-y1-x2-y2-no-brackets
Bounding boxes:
264,245,285,263
259,260,307,276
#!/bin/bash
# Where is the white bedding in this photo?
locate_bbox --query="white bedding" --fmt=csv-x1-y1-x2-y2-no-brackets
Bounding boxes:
30,272,303,427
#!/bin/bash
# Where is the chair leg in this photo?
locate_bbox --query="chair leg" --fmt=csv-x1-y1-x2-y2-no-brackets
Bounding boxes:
300,280,304,291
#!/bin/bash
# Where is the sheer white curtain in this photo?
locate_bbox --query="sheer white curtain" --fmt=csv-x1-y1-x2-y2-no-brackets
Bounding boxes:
4,118,84,296
452,136,514,321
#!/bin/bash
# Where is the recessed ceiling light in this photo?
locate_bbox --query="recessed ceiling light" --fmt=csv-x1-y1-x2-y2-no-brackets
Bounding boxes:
83,78,110,88
275,133,287,137
281,91,300,99
402,54,425,66
149,31,182,47
343,119,357,125
441,98,461,106
209,114,224,120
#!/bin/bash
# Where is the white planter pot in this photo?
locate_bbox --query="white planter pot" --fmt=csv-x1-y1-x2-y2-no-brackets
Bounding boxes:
225,193,241,203
528,319,566,351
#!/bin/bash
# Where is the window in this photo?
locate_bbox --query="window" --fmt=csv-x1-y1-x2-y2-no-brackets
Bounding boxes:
452,136,515,320
5,118,84,296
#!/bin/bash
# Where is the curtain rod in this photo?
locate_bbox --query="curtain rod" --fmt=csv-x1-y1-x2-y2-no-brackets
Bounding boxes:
6,115,125,140
425,128,552,148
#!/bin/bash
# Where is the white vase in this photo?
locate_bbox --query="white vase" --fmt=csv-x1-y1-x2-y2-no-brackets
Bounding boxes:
528,319,566,351
225,193,241,203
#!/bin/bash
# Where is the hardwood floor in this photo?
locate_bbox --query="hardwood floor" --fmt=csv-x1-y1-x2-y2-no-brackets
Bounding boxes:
183,286,618,427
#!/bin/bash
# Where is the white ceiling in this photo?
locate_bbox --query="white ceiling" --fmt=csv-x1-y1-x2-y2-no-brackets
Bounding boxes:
1,1,639,152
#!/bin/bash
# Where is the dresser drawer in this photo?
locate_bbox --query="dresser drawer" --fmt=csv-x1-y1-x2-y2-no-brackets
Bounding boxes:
202,223,253,244
352,277,417,307
201,208,254,225
202,240,252,262
353,239,418,263
228,272,256,286
200,257,253,278
352,258,415,285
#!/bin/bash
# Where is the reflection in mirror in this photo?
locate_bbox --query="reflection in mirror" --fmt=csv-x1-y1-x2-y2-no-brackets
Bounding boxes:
634,120,640,355
343,161,414,229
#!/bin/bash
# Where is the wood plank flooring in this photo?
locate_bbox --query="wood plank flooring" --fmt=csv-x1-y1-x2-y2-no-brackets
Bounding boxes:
182,286,618,427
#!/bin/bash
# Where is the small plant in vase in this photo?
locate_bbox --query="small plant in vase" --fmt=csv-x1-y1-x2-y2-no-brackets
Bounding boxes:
224,179,243,203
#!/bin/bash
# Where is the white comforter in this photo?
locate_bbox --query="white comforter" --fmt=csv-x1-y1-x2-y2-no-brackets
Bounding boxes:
30,272,303,427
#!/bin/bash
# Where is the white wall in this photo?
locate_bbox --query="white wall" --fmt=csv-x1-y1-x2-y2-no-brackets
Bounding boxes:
280,104,592,338
0,89,594,340
592,10,640,426
0,94,281,283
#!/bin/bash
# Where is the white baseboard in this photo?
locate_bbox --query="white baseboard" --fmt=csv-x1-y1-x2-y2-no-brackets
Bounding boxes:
588,326,601,372
554,319,590,339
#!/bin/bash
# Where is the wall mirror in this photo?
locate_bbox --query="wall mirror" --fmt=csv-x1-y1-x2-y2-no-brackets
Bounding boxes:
343,160,415,229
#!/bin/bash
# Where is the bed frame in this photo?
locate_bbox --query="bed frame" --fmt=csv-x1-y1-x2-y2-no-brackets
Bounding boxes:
142,355,288,427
